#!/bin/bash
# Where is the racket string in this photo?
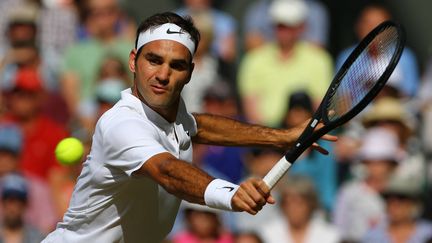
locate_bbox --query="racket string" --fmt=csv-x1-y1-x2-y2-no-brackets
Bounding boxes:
327,26,399,121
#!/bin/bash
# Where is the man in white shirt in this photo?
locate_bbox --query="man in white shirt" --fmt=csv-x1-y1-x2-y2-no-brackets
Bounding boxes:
43,12,336,242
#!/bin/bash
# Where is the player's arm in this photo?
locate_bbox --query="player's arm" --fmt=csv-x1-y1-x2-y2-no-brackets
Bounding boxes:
134,152,274,215
192,113,337,153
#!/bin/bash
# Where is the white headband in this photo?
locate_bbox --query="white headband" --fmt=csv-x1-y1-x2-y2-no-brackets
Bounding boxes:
136,23,196,55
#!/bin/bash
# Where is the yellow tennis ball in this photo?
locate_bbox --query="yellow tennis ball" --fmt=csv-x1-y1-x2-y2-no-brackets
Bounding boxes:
55,137,84,165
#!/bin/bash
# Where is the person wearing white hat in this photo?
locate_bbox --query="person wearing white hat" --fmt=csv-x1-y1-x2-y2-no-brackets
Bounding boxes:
238,0,333,127
333,127,402,242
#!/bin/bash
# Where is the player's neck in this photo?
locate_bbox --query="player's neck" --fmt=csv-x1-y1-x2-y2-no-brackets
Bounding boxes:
132,86,178,123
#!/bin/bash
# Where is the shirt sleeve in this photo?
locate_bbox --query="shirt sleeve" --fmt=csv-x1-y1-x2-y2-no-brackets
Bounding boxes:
102,116,168,177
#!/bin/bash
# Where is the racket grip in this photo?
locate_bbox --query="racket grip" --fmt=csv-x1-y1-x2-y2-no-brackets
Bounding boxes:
263,156,292,190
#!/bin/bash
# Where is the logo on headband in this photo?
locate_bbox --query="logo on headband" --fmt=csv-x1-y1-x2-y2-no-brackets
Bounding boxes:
137,23,196,55
166,28,183,35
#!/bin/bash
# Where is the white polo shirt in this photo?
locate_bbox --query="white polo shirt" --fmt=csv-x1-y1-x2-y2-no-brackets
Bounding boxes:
43,89,197,243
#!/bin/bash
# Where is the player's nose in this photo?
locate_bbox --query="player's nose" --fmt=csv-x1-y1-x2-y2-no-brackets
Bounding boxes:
155,64,171,84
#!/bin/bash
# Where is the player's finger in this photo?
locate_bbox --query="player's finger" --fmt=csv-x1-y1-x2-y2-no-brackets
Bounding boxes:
242,182,265,210
252,179,271,197
321,134,338,142
266,195,276,204
311,143,329,154
232,189,259,215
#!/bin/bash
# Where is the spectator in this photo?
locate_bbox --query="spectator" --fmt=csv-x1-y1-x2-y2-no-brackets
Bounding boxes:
175,0,238,63
1,68,68,182
194,81,246,184
0,5,38,60
0,123,57,233
333,127,401,242
361,97,425,191
78,56,129,135
60,0,133,119
234,149,285,234
362,175,432,243
180,10,221,113
0,38,69,124
0,6,59,88
260,175,340,243
97,55,131,85
238,0,333,127
234,232,263,243
0,173,45,242
419,57,432,152
172,202,234,243
334,95,419,186
335,3,420,98
0,1,78,71
419,56,432,221
38,0,78,63
281,91,337,212
243,0,330,51
0,4,72,125
76,0,135,42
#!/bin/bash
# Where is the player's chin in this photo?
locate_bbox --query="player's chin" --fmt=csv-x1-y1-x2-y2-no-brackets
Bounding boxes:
149,97,176,109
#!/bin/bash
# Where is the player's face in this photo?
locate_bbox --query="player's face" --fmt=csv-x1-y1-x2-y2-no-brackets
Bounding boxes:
129,40,194,115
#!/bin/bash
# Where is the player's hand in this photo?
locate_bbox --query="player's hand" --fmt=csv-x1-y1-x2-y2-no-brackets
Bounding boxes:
290,120,338,155
231,178,275,215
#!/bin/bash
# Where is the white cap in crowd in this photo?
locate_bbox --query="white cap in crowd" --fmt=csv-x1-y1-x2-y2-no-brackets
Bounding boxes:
269,0,309,26
357,127,403,163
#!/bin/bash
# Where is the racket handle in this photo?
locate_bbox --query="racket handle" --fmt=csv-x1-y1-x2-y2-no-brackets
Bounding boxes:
263,156,292,190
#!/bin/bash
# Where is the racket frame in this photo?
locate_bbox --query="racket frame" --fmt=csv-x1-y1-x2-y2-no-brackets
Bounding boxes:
263,20,405,189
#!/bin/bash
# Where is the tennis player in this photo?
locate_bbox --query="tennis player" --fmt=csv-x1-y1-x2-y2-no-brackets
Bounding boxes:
43,12,336,242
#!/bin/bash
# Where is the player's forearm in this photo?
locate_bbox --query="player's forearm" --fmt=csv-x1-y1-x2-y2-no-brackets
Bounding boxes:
138,153,213,204
138,153,273,214
192,113,295,149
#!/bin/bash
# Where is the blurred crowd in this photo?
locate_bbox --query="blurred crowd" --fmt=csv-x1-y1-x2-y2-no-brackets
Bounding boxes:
0,0,431,242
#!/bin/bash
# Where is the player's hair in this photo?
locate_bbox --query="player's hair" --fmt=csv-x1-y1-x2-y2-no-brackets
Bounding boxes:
134,12,201,60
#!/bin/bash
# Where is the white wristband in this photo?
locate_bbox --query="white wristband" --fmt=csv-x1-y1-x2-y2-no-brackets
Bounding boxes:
204,179,239,211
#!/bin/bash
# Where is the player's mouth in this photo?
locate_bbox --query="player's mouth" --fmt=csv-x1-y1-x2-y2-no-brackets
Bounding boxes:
150,85,168,94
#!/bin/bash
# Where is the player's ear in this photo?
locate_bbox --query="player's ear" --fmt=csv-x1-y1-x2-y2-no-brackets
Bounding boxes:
129,49,137,73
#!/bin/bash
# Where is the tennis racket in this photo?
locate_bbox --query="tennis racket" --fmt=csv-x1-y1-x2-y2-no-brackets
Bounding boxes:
263,20,406,189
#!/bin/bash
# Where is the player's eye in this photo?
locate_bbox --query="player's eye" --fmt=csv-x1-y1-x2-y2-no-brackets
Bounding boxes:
170,61,188,71
144,53,163,65
148,58,162,65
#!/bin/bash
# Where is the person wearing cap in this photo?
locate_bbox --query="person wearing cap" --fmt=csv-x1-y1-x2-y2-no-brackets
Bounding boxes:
1,68,69,182
335,3,420,98
243,0,330,51
0,173,45,243
361,97,427,201
43,12,337,242
333,127,402,242
0,4,38,58
238,0,333,127
0,123,57,234
362,175,432,243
